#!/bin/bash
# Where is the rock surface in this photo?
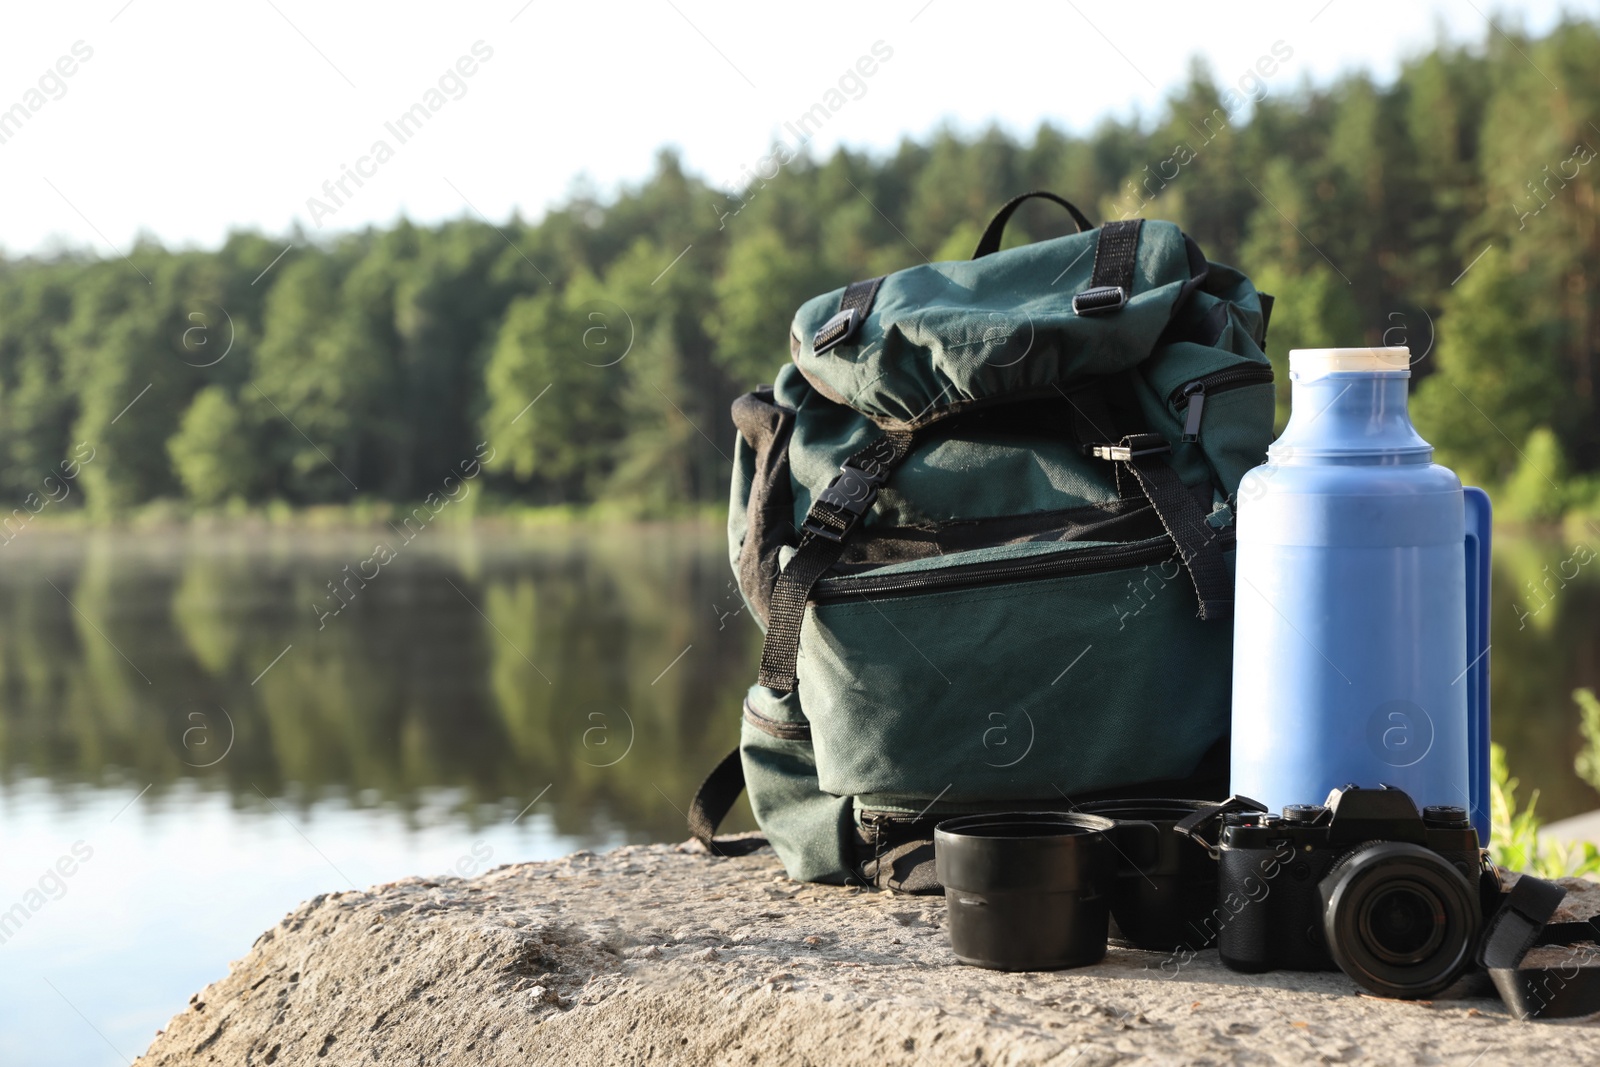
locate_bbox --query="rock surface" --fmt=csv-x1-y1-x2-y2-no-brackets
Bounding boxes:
138,842,1600,1066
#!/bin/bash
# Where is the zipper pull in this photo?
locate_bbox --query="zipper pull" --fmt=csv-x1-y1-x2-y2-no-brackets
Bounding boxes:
1182,381,1207,443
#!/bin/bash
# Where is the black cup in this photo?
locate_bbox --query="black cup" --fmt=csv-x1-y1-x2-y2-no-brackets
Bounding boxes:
1079,798,1227,952
934,812,1157,971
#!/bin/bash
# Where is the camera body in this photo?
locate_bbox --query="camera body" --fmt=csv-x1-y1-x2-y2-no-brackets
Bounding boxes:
1214,785,1493,993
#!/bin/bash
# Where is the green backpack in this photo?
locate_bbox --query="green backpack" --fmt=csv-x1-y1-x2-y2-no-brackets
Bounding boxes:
690,192,1276,891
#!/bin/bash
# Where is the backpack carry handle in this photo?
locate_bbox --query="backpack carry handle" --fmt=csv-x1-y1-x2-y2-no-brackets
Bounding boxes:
972,191,1094,258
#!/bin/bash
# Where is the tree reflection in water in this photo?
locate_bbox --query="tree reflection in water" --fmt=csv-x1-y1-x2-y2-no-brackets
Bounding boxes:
0,523,759,843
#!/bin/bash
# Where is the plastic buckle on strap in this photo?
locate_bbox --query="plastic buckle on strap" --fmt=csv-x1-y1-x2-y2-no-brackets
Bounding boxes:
800,508,851,542
812,308,860,354
1072,285,1127,316
802,466,879,541
1091,434,1172,462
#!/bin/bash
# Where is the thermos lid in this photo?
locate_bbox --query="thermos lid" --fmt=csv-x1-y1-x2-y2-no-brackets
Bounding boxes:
1289,347,1410,377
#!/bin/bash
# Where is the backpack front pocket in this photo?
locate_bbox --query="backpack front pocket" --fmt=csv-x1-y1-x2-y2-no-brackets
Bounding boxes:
796,536,1233,806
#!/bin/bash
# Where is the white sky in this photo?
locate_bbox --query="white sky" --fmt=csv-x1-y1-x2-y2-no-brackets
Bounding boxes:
0,0,1585,257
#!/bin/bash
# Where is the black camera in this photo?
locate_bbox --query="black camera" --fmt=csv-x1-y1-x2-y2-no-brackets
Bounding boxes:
1207,785,1497,999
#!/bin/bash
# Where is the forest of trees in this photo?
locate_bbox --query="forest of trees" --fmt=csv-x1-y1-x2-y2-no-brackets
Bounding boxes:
2,17,1599,522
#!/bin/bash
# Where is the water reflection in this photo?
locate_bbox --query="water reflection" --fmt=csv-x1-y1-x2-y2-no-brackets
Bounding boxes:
1490,532,1600,821
0,524,760,842
1,527,1596,828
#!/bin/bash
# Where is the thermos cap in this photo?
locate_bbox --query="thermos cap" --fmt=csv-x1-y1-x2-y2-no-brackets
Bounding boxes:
1290,347,1410,377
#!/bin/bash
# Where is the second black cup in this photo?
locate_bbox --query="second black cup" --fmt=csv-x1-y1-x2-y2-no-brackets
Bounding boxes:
1079,797,1231,952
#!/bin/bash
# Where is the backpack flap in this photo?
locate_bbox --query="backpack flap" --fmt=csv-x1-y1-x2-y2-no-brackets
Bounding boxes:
790,219,1199,430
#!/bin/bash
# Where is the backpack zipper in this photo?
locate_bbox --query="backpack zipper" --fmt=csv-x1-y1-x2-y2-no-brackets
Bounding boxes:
1171,364,1275,443
859,807,977,841
812,532,1232,602
860,805,1077,840
859,809,908,837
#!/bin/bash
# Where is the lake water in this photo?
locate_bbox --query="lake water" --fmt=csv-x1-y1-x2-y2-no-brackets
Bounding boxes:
1,524,1596,1064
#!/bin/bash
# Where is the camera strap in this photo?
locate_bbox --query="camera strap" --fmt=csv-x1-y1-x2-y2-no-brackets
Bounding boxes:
1479,874,1600,1020
1171,794,1268,858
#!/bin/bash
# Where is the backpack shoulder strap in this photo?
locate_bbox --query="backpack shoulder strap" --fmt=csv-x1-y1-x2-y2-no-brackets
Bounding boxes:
757,429,916,692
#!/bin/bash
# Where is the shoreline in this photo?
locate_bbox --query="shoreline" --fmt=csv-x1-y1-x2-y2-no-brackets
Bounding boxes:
0,500,1592,540
0,503,729,537
1542,808,1600,849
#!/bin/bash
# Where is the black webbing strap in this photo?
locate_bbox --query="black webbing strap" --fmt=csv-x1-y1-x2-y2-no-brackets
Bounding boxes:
687,746,766,857
1479,875,1600,1020
1073,219,1144,316
757,429,917,692
1091,433,1233,621
1171,795,1269,858
812,276,885,355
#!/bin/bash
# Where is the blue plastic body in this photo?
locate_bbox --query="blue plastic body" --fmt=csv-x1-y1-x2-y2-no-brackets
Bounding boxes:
1230,368,1492,841
1462,486,1492,841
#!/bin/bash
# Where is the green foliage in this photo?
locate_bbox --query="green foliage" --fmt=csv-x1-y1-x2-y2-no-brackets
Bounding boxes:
1249,263,1363,432
168,386,259,505
605,324,698,513
1575,687,1600,793
1492,740,1600,879
708,227,828,386
1499,428,1572,524
0,19,1597,515
480,284,622,499
1411,254,1567,489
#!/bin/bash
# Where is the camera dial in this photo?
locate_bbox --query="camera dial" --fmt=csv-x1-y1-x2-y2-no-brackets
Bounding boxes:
1421,805,1470,828
1282,804,1327,824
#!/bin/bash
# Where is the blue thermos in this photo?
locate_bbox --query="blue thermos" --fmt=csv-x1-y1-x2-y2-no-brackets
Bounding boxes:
1230,347,1492,841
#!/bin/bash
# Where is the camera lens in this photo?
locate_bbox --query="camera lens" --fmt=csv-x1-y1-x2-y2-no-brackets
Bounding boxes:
1319,842,1479,999
1360,885,1443,962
